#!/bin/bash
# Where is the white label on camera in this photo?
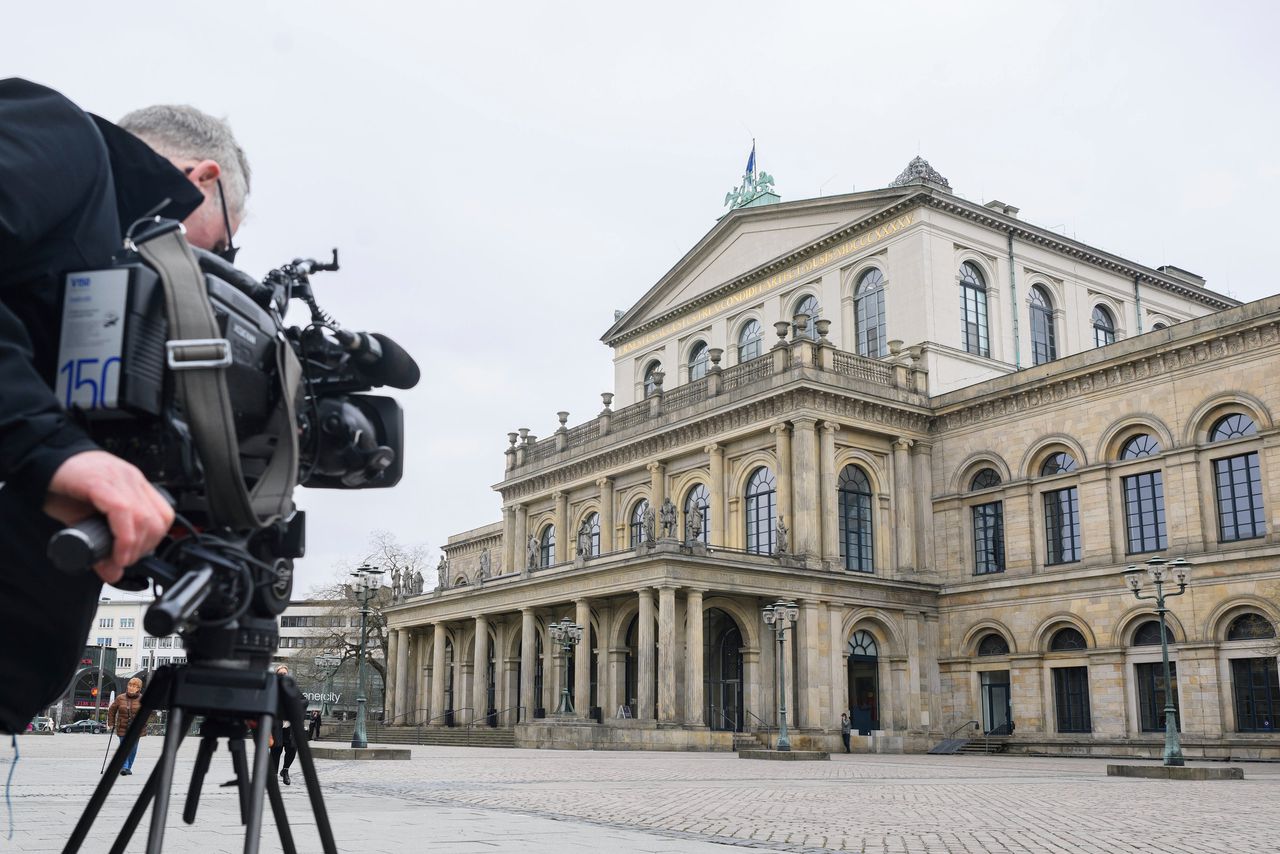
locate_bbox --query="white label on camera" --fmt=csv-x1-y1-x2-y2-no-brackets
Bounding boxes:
56,269,129,411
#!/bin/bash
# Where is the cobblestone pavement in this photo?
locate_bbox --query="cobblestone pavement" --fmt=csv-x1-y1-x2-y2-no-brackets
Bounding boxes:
5,735,1279,852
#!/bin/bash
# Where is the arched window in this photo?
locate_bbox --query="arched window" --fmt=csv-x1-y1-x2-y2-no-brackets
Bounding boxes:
1132,620,1168,646
970,468,1002,491
1049,627,1087,651
959,262,990,357
744,467,776,555
1227,613,1276,641
1092,306,1116,347
537,524,555,568
838,465,874,572
688,341,709,381
1209,414,1265,542
854,268,887,358
977,634,1010,656
794,294,821,340
1029,286,1057,365
1210,413,1258,441
1039,452,1077,476
684,483,710,546
849,630,878,657
629,499,650,547
643,361,662,398
1151,322,1167,331
581,512,601,557
1121,434,1161,459
737,320,763,363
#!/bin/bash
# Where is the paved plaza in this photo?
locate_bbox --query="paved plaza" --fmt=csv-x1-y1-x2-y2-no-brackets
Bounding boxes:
4,735,1279,853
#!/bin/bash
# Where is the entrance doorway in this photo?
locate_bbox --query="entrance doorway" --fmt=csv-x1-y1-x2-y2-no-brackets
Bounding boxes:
704,609,743,731
981,670,1012,734
846,630,880,735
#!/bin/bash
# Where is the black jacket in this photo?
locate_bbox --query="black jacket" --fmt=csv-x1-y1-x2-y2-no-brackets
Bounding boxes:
0,78,203,732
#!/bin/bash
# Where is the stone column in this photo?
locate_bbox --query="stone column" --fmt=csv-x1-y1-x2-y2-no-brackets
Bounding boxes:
542,617,555,715
903,611,922,730
658,586,678,722
385,629,400,723
575,598,592,718
911,442,935,572
706,444,725,547
395,629,411,724
1086,650,1125,738
493,621,509,718
790,416,820,558
417,633,430,721
502,505,516,576
685,589,705,726
553,491,568,563
472,615,490,722
431,623,446,726
819,422,841,563
771,423,793,529
608,649,627,717
519,609,536,722
514,504,529,572
647,462,666,513
1175,643,1222,736
828,602,847,722
1009,653,1045,734
637,588,656,719
597,478,615,552
893,438,916,571
796,600,824,729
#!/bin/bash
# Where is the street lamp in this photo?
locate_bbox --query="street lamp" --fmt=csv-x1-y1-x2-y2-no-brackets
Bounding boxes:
314,654,342,717
1123,556,1190,767
762,600,800,751
549,618,583,715
348,564,384,749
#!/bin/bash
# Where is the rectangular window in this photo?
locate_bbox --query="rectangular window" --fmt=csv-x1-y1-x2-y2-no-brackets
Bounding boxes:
96,637,111,647
1136,662,1180,732
1231,657,1280,732
1043,487,1081,565
972,501,1005,574
143,637,156,648
120,617,135,629
1053,666,1092,733
1214,452,1265,541
159,637,173,648
118,658,131,670
99,618,113,628
118,638,133,648
1123,471,1168,553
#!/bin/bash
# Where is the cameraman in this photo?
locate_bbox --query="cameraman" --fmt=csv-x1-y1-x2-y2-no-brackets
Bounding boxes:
0,79,251,734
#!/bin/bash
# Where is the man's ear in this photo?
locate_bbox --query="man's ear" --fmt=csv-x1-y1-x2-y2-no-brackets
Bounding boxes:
188,159,222,187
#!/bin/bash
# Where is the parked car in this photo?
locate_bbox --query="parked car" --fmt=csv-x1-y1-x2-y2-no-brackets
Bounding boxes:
59,719,106,734
30,716,54,732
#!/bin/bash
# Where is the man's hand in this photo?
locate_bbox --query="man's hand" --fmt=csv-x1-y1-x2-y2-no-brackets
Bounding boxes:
43,450,174,583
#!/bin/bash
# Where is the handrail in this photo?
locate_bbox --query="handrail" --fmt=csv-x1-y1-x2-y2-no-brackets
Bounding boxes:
744,709,775,733
950,720,979,739
463,705,524,730
708,705,741,733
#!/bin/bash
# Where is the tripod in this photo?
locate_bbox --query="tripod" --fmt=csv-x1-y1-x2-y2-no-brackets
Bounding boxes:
63,665,337,854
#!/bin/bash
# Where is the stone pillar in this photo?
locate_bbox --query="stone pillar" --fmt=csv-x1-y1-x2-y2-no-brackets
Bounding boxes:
386,628,400,723
796,600,824,729
685,589,705,725
608,649,627,717
637,588,656,719
575,598,592,718
595,605,612,714
1009,653,1045,734
395,629,411,724
922,613,941,733
781,623,795,728
519,609,536,721
790,416,820,558
903,612,922,731
542,617,555,715
828,602,846,722
514,504,529,572
417,633,430,721
1175,643,1222,737
597,478,615,552
911,442,934,572
502,505,516,577
472,615,490,722
493,621,508,718
893,438,916,571
553,491,568,563
431,623,446,726
706,444,725,547
658,586,678,722
819,422,841,563
1086,650,1125,738
771,423,792,529
647,462,666,513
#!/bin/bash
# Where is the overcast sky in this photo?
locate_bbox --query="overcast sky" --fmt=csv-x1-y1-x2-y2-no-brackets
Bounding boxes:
7,1,1278,595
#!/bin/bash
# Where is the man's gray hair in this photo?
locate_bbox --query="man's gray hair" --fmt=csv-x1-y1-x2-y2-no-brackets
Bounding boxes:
118,105,252,216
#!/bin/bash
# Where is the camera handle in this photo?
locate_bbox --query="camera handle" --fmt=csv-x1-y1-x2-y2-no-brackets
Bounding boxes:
47,516,113,574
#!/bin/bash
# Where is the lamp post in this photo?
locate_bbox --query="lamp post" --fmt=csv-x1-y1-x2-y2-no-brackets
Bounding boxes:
549,618,582,715
348,564,384,749
314,654,342,717
1123,556,1190,767
762,600,800,751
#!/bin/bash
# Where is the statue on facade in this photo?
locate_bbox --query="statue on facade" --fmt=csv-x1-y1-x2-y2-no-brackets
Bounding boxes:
527,534,540,569
390,566,403,601
686,506,703,545
436,555,449,590
775,515,789,555
659,497,677,538
576,519,592,558
411,568,424,595
479,549,492,579
643,505,657,543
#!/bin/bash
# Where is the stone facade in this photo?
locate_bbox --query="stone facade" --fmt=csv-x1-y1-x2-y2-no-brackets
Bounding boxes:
386,161,1280,757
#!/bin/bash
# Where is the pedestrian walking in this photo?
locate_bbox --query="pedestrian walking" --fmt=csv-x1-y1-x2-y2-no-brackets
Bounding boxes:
307,710,321,741
106,678,152,775
840,712,852,753
270,665,298,785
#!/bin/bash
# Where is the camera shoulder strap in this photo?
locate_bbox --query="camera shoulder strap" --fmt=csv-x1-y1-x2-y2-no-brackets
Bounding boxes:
133,227,301,530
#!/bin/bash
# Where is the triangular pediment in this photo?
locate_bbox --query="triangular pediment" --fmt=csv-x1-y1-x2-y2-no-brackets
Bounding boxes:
604,188,917,344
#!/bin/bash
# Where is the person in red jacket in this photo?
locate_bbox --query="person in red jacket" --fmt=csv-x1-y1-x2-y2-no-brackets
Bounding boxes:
105,677,153,775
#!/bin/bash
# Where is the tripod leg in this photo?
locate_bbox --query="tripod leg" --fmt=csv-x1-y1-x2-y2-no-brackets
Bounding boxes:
266,772,297,854
281,679,338,854
144,705,185,854
108,762,164,854
63,668,172,854
241,714,273,854
183,736,217,824
228,735,252,823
